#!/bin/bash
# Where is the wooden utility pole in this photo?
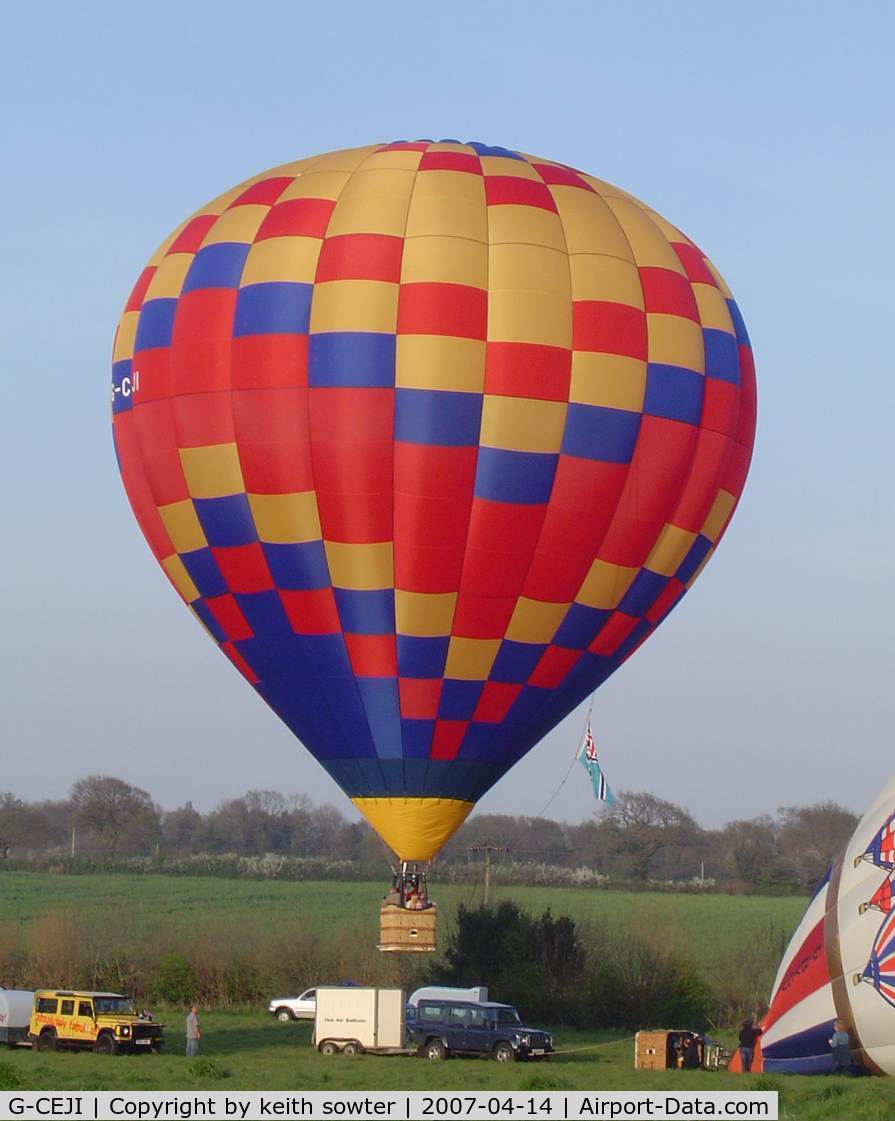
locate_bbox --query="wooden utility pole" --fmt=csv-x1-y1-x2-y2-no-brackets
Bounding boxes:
70,826,76,858
466,845,508,906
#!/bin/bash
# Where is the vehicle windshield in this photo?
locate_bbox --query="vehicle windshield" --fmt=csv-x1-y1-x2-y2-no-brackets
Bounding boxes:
93,997,136,1015
495,1008,521,1025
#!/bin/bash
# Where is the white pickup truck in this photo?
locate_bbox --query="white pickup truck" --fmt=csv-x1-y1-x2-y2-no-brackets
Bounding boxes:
268,988,318,1022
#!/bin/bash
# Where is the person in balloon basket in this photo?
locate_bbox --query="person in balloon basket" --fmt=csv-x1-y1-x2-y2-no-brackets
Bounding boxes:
738,1017,762,1072
185,1005,201,1057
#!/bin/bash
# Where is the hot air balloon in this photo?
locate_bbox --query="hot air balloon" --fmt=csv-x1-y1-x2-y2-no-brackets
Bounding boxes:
111,140,756,949
744,777,895,1075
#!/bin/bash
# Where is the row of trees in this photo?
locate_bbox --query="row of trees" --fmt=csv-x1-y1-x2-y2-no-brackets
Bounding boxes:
0,777,858,893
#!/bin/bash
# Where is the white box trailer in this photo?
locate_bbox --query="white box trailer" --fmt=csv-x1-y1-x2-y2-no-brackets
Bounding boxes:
314,987,407,1055
0,989,34,1047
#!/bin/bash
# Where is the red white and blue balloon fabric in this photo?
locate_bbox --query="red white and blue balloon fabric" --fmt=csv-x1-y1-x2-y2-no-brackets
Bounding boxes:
111,140,756,861
758,778,895,1075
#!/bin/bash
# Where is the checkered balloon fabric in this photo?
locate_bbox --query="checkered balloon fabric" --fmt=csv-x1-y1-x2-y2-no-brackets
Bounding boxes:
112,140,756,858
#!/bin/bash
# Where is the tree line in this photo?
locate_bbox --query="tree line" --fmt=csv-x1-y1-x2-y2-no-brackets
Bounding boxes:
0,777,858,893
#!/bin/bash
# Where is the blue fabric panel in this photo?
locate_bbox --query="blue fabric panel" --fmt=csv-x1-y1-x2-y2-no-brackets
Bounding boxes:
134,299,177,351
355,677,402,758
394,389,483,446
180,548,229,597
334,588,394,634
397,635,450,678
235,590,293,636
703,328,740,384
644,364,704,425
182,243,251,292
308,332,396,387
490,640,546,683
474,448,557,504
561,403,641,463
194,494,257,548
234,282,313,336
262,541,330,590
438,680,484,720
553,604,611,649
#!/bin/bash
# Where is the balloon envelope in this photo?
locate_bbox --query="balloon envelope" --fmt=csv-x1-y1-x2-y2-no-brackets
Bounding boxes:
111,141,756,860
757,776,895,1075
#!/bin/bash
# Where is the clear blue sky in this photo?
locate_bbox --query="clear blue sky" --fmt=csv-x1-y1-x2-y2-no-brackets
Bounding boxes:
2,1,892,828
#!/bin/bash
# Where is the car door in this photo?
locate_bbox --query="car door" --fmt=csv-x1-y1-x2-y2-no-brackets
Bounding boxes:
465,1005,492,1055
297,990,316,1018
444,1004,468,1052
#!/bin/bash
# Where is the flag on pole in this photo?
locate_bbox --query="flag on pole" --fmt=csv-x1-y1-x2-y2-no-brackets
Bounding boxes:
578,720,614,804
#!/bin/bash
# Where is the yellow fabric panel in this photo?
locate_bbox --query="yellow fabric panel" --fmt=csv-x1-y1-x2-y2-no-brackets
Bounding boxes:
162,555,199,603
395,590,457,637
645,524,698,577
480,156,542,179
145,253,192,300
505,597,569,644
248,492,321,544
351,797,474,862
242,237,322,285
325,169,416,237
487,243,569,294
703,259,734,298
578,174,642,205
396,335,486,393
569,352,647,412
293,146,378,174
487,289,571,348
551,188,635,259
157,500,208,554
487,205,567,252
647,313,705,372
201,205,269,246
480,395,566,453
112,312,138,362
569,254,644,305
401,236,488,287
405,171,487,241
444,637,501,680
603,197,687,272
642,208,690,244
278,171,352,202
325,541,393,590
310,280,398,334
180,443,245,499
361,148,425,171
694,283,735,332
701,489,737,542
577,559,639,609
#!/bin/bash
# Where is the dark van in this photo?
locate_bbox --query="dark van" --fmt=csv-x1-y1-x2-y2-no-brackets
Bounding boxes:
410,999,553,1062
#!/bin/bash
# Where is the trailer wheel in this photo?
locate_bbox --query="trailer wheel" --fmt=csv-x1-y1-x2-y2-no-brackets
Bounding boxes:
425,1038,447,1060
493,1041,515,1063
36,1030,57,1053
342,1041,361,1056
319,1040,340,1056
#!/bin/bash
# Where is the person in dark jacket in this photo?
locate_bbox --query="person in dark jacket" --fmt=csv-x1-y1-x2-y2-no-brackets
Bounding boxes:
738,1018,762,1072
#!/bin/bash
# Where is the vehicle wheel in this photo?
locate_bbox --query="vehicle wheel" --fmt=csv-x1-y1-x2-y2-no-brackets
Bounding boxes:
425,1039,447,1060
94,1034,116,1056
276,1008,294,1022
342,1041,361,1056
493,1042,515,1063
36,1030,57,1053
319,1041,339,1056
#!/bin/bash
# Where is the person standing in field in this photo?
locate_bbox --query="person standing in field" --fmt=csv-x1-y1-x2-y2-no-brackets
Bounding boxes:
738,1017,762,1072
829,1019,851,1073
185,1005,201,1057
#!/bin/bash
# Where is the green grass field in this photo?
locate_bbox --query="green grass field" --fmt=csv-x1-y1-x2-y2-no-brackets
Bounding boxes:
1,1011,892,1120
0,872,805,988
4,873,876,1117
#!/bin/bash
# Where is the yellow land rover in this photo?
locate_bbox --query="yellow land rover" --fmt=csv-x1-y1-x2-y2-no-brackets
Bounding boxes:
29,990,164,1054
